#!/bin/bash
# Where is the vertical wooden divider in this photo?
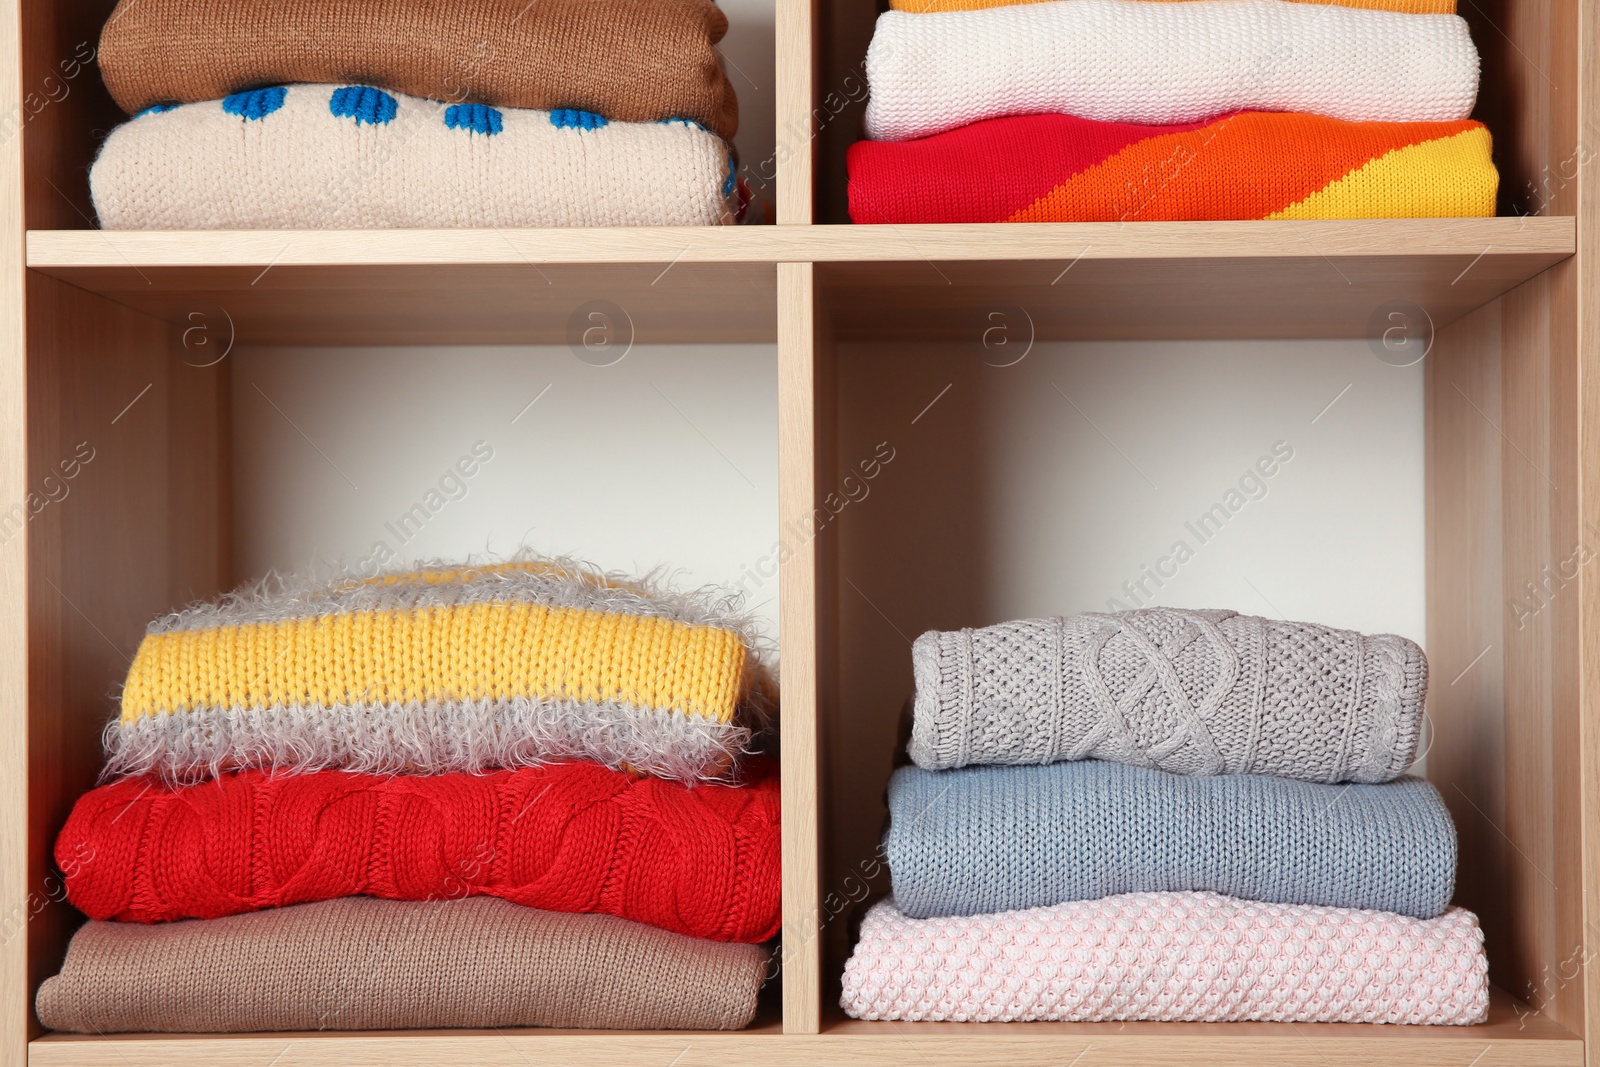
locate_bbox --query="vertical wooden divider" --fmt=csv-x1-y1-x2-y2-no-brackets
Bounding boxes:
778,261,821,1033
0,0,28,1053
1579,1,1600,1057
774,0,813,224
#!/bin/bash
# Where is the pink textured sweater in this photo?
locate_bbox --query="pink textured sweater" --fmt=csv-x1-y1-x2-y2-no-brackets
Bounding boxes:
841,891,1488,1024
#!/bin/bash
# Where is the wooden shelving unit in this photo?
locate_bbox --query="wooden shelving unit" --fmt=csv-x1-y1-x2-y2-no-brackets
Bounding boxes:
2,0,1596,1057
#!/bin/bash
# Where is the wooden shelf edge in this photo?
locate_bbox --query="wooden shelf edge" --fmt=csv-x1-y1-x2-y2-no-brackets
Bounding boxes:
28,990,1581,1067
25,217,1576,269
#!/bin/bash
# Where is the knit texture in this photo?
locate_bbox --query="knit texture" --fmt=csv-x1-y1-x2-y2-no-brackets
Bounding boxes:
97,0,738,137
891,0,1453,14
91,85,739,230
841,892,1488,1024
849,113,1496,223
56,759,781,942
908,608,1427,782
38,897,767,1033
863,0,1479,142
886,761,1455,919
103,558,773,782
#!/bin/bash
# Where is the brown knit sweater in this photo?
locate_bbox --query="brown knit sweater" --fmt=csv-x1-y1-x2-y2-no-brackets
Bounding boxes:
37,897,768,1032
97,0,739,137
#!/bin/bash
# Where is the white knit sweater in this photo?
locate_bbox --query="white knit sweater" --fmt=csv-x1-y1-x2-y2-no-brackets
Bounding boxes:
91,84,739,229
864,0,1480,142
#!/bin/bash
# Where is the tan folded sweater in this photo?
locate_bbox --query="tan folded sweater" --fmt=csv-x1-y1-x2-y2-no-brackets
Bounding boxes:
97,0,739,138
37,897,768,1033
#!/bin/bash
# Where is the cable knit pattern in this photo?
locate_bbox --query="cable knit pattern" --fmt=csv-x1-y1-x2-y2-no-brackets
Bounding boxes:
97,0,738,136
840,893,1489,1024
39,897,767,1032
55,760,781,943
911,608,1425,783
863,0,1480,142
91,85,738,230
886,761,1455,919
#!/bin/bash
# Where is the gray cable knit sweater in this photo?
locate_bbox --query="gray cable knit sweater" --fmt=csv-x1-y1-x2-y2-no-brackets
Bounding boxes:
910,607,1426,783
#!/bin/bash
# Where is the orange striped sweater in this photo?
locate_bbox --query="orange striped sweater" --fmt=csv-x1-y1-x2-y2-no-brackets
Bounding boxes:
847,112,1497,223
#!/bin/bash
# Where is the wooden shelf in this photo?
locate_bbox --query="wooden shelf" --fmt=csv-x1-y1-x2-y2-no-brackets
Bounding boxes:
24,218,1573,344
28,218,1574,266
29,992,1581,1067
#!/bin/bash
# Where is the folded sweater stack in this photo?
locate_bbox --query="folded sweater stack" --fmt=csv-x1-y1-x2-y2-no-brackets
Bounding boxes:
841,607,1490,1024
847,0,1496,222
88,0,744,228
40,558,780,1033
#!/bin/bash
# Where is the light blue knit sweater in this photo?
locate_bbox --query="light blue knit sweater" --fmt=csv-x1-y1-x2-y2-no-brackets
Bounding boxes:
886,760,1456,920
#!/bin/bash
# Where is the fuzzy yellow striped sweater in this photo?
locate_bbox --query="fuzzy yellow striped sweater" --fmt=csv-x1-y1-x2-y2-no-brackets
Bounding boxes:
105,558,774,783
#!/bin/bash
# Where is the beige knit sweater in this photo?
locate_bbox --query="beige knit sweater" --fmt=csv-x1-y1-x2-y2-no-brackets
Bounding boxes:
97,0,739,138
38,897,768,1032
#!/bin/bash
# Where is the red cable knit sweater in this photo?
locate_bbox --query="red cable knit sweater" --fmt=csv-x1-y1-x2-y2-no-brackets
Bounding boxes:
56,759,781,943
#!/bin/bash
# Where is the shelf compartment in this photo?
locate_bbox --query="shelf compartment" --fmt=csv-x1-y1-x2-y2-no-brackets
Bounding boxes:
27,992,1580,1067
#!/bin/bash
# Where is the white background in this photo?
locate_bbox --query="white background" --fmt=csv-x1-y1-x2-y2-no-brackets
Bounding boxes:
232,338,1424,647
232,343,783,640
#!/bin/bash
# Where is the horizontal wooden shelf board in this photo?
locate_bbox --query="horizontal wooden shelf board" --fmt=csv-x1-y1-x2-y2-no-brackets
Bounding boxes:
29,992,1580,1067
27,218,1574,268
25,262,780,346
818,220,1573,339
27,220,1569,344
816,255,1566,341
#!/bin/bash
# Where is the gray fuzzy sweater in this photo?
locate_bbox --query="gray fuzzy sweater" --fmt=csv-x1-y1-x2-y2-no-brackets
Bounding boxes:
911,607,1426,783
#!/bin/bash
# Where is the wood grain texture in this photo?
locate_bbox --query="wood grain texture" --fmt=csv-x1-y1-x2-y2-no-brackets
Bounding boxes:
27,219,1576,267
777,261,821,1033
26,222,1571,345
810,290,839,1016
0,0,28,1059
24,277,230,1047
814,0,873,224
22,991,1582,1067
18,0,119,229
1467,0,1586,1035
774,0,814,222
1574,0,1600,1058
817,248,1573,341
1462,0,1578,219
1500,258,1583,1032
20,264,780,347
1426,298,1511,1007
1424,263,1586,1044
1450,0,1588,1047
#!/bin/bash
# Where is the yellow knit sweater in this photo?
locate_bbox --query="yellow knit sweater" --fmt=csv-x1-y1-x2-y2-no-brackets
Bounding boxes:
108,559,773,782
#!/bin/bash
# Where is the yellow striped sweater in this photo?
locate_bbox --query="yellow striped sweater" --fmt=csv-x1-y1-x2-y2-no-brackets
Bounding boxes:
106,558,774,783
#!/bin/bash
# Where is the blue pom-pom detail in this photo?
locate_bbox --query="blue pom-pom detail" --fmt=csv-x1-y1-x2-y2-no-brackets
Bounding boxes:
549,108,607,131
444,103,503,135
221,87,286,121
723,155,737,197
329,86,398,126
135,102,180,118
659,117,707,132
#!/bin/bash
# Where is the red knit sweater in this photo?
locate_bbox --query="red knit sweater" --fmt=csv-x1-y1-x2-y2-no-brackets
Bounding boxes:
57,760,781,943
